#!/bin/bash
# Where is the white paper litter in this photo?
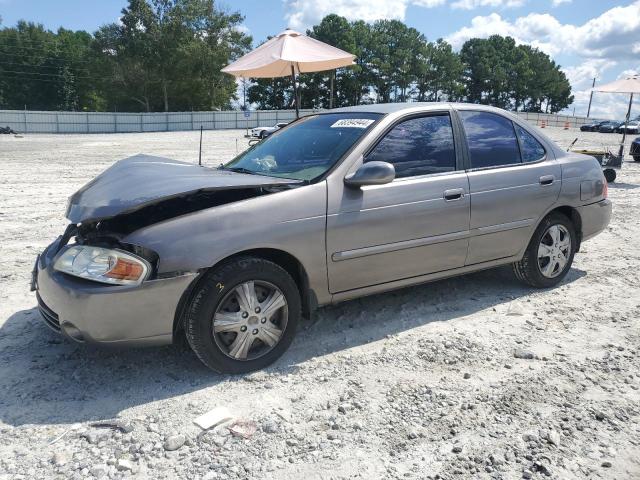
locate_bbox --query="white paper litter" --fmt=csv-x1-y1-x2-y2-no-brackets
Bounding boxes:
193,407,234,430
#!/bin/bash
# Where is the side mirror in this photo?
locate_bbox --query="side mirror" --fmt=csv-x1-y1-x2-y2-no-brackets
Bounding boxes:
344,161,395,188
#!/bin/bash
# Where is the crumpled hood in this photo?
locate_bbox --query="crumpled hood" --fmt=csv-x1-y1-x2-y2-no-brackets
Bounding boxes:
66,154,299,223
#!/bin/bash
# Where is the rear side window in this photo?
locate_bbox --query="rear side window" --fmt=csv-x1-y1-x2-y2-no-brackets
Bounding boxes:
515,124,546,162
366,114,456,178
459,111,521,169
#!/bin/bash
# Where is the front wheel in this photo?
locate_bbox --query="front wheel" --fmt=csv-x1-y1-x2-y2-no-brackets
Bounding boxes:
513,213,577,288
184,257,301,374
633,155,640,163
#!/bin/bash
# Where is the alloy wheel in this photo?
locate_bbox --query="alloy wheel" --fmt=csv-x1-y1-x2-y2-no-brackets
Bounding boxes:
212,280,288,361
537,224,572,279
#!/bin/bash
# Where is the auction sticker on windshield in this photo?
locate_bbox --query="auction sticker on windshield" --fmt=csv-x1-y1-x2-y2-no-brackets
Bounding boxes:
330,119,375,129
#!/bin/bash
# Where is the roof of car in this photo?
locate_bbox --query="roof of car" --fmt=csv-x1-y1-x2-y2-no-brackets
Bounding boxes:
330,102,512,115
330,102,438,114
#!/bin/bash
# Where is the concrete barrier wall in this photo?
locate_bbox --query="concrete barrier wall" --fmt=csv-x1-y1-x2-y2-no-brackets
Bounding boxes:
0,109,317,134
514,111,598,129
0,108,597,134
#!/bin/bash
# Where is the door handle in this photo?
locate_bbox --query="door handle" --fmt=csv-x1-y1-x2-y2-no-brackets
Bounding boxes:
539,175,555,186
443,188,464,201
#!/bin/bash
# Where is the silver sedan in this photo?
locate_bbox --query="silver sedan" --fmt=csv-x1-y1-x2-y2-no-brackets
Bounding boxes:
34,103,611,373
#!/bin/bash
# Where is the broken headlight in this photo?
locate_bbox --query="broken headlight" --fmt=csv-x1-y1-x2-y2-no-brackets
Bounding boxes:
53,245,150,286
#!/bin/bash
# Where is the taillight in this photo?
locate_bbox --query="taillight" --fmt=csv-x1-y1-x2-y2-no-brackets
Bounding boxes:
602,178,608,198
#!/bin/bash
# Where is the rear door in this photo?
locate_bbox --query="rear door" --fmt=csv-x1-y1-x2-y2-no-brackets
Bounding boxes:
326,111,471,293
457,109,561,265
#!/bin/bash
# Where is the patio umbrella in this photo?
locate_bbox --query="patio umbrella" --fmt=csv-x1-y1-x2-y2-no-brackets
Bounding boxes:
594,74,640,157
222,29,356,118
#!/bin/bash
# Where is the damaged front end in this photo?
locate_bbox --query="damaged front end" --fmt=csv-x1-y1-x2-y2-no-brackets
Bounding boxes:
66,153,301,225
31,154,303,345
54,154,302,280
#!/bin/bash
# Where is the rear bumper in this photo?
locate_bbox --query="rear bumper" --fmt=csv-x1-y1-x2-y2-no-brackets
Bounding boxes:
34,242,197,347
577,198,612,242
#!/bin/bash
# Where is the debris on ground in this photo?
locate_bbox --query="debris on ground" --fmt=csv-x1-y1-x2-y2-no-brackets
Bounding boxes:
228,420,257,439
193,406,234,430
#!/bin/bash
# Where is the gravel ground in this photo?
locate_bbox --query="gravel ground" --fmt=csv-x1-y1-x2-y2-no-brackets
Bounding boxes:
0,127,639,480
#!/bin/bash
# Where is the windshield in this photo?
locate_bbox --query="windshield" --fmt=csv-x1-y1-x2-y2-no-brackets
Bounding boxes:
225,112,382,181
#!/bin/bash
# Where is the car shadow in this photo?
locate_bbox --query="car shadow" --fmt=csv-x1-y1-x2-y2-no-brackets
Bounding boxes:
0,266,586,426
609,182,639,190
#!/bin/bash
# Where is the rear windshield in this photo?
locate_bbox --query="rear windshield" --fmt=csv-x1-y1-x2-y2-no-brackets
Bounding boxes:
225,113,382,181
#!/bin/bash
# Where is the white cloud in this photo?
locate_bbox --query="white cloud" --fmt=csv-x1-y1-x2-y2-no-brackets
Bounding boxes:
562,59,617,91
551,0,571,5
285,0,406,29
283,0,444,30
413,0,447,6
450,0,524,10
446,2,640,61
233,24,251,35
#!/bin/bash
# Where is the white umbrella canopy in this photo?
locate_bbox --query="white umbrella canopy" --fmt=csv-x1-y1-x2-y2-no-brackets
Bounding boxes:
222,29,356,116
222,29,355,78
595,74,640,94
593,74,640,157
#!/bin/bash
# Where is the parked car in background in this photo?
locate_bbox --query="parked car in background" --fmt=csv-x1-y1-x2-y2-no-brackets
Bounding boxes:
616,120,640,134
598,121,623,133
250,122,289,139
33,103,611,373
631,136,640,162
580,120,606,132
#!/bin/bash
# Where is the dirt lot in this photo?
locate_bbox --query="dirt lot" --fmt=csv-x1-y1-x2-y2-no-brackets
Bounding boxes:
0,127,639,480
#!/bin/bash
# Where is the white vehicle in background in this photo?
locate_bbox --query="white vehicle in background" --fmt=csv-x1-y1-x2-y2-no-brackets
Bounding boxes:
250,122,288,139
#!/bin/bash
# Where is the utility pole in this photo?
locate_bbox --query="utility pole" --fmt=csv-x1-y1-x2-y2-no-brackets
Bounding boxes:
586,77,596,118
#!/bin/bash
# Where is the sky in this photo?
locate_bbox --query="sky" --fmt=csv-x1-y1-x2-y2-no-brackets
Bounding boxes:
1,0,639,119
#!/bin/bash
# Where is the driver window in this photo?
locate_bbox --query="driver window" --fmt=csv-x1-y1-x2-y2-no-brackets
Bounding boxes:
366,114,456,178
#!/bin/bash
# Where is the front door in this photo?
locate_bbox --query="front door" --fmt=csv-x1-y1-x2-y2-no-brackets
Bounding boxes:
457,110,562,265
326,112,471,293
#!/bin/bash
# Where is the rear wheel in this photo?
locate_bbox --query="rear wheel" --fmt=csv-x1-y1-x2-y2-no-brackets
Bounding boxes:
513,212,576,288
603,169,616,183
184,257,301,373
633,155,640,163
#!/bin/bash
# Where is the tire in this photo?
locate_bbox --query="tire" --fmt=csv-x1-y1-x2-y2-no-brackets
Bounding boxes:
259,130,266,139
603,169,616,183
633,155,640,163
184,257,301,374
513,212,577,288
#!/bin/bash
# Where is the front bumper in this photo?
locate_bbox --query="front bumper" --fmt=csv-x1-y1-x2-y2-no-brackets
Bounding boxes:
576,198,612,242
34,241,197,346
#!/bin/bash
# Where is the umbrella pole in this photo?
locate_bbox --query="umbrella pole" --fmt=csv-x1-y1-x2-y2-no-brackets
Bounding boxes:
291,65,300,119
330,71,334,109
619,92,634,158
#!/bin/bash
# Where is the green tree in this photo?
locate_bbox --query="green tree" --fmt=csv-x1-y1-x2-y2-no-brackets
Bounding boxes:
517,45,573,113
306,14,363,108
365,20,424,103
414,39,464,102
94,0,251,111
247,77,292,109
0,21,53,109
